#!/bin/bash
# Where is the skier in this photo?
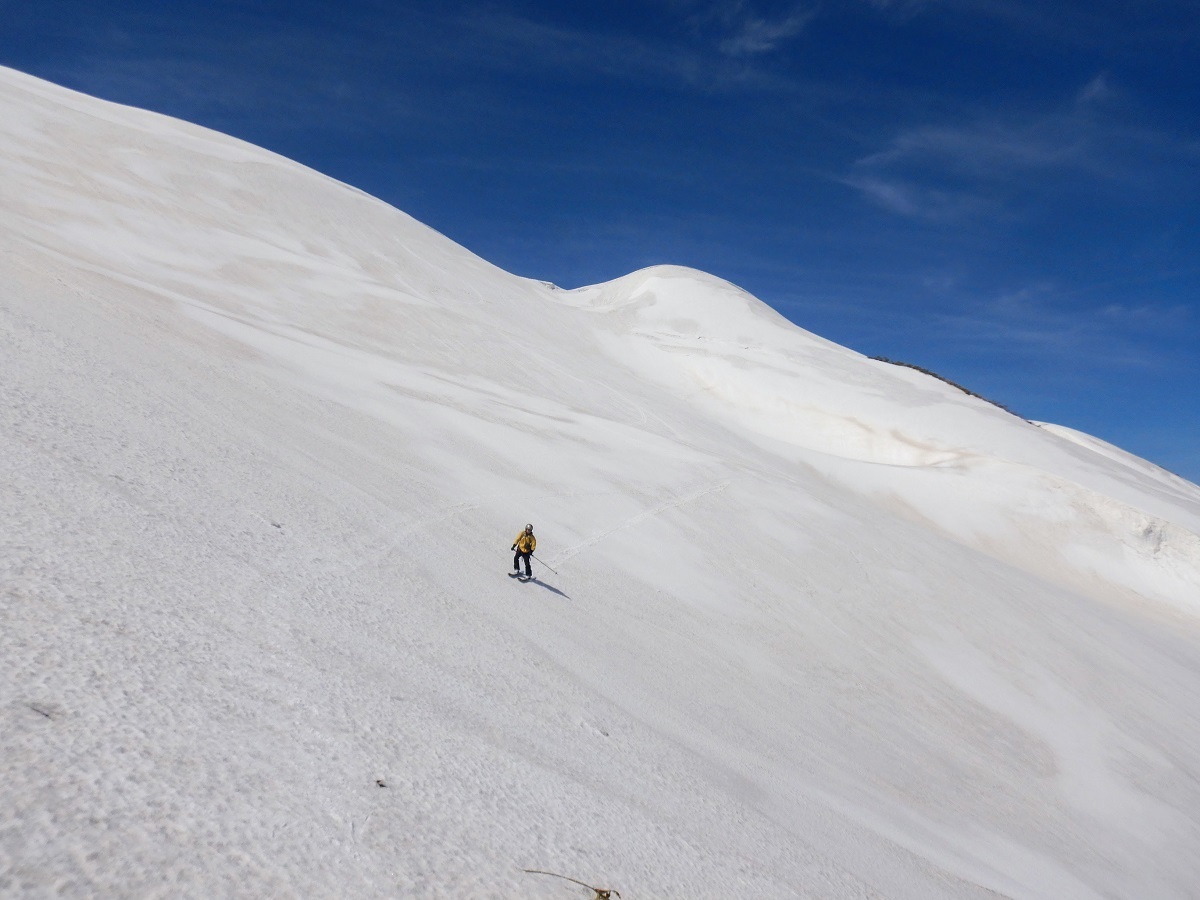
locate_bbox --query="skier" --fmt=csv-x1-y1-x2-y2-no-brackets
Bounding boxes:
510,524,536,579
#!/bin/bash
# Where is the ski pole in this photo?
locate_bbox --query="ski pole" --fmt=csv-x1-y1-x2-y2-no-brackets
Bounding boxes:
532,554,558,575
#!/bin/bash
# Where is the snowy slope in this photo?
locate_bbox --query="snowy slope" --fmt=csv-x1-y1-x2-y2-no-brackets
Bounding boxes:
3,65,1200,899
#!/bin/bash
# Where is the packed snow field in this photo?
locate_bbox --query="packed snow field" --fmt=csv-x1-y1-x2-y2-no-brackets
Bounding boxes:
3,66,1200,898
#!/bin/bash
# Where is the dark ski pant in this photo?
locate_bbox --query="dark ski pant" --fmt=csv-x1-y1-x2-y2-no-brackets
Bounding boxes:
513,551,532,577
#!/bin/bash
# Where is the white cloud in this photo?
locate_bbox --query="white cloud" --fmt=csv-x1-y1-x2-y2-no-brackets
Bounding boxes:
716,7,815,56
926,283,1193,368
838,173,989,221
856,120,1088,178
841,74,1186,220
682,2,815,57
1077,73,1111,107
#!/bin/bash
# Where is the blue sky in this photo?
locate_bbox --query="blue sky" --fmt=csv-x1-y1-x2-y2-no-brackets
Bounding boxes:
5,1,1199,482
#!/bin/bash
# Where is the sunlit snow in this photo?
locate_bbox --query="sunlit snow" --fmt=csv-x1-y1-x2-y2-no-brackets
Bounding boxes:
3,66,1200,899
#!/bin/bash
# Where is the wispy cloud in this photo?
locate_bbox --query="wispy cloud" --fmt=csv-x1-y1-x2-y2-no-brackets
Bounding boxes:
843,73,1199,221
838,174,990,222
805,256,1199,373
856,120,1089,173
668,1,816,59
1076,73,1111,107
452,5,815,90
449,11,706,85
924,283,1195,370
712,5,816,56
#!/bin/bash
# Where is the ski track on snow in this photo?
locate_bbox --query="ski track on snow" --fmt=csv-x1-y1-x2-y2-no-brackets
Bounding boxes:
552,481,731,567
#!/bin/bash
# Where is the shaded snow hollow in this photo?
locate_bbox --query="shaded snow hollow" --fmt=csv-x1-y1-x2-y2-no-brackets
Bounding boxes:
3,66,1200,899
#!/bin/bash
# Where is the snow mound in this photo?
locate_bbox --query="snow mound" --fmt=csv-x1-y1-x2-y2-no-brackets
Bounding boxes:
563,266,979,465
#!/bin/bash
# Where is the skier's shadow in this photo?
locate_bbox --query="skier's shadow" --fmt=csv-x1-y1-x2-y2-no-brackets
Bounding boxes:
530,578,571,600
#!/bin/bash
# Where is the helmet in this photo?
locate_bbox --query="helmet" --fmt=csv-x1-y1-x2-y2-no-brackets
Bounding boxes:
525,524,533,531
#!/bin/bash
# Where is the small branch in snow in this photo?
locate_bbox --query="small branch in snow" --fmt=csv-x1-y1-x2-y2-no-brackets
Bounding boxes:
521,868,620,898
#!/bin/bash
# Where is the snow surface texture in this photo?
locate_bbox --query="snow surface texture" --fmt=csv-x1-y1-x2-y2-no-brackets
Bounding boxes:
3,65,1200,899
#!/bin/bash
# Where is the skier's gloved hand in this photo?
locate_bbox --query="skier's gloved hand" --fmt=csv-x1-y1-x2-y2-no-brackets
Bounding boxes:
511,544,516,551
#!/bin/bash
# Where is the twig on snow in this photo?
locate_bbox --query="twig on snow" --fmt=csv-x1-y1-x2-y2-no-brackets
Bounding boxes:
521,867,620,898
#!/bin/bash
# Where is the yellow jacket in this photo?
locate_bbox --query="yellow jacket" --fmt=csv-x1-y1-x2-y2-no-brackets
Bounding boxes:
513,531,536,553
